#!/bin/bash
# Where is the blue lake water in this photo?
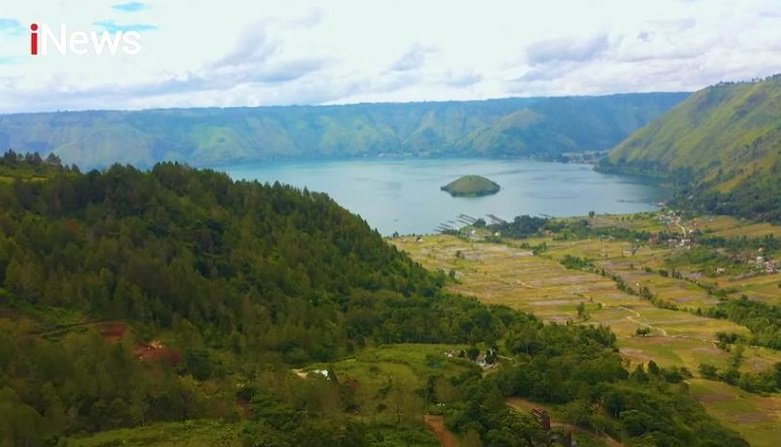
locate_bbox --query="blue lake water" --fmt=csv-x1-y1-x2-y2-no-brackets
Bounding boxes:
215,158,665,235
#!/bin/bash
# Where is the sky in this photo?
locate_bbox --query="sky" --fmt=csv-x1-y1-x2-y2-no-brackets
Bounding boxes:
0,0,780,112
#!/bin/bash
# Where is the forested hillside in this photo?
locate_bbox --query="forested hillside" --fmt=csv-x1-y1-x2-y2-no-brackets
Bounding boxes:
0,150,469,363
603,75,781,221
0,152,746,446
0,93,687,168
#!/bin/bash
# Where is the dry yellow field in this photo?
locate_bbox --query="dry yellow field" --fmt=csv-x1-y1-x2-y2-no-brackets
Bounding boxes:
392,234,781,445
545,239,723,309
395,235,745,339
688,214,781,237
695,272,781,306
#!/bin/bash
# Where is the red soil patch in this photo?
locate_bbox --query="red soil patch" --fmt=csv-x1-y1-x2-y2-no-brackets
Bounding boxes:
99,322,127,341
423,414,460,447
98,322,181,367
134,340,181,366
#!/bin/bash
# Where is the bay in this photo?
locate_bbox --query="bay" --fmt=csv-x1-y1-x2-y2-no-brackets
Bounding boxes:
215,158,665,235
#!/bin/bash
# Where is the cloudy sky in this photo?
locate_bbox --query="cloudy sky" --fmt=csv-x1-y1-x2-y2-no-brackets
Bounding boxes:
0,0,779,112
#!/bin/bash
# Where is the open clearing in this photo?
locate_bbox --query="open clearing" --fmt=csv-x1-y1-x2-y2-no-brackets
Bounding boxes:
688,379,781,447
299,343,472,445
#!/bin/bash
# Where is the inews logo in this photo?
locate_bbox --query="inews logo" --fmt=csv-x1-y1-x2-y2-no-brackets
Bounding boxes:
30,23,142,56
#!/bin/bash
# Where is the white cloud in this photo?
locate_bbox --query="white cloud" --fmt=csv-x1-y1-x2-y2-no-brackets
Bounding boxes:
389,44,436,72
0,0,779,112
526,34,609,65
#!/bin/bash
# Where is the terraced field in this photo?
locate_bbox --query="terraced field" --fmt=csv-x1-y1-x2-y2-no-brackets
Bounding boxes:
395,235,746,340
697,271,781,306
545,239,722,309
698,215,781,238
393,231,781,445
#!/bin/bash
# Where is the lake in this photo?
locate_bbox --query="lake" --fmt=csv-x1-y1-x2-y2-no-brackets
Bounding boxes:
215,158,665,235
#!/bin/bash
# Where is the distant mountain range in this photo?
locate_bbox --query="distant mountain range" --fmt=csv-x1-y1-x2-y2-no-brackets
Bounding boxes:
0,93,688,168
603,75,781,221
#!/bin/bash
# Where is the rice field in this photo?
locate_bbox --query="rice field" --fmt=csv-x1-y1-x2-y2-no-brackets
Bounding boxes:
393,232,781,445
395,235,744,339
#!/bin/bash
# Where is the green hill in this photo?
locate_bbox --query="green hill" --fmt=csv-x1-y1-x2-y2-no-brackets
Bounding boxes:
0,153,746,447
0,152,490,445
441,175,500,197
602,75,781,221
0,93,688,168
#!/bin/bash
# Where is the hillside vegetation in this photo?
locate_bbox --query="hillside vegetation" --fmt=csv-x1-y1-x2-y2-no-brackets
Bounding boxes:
0,152,748,446
603,75,781,221
441,175,500,197
0,93,687,168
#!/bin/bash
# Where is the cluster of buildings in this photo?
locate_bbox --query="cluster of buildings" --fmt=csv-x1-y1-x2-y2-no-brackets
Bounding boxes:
653,212,780,276
443,348,498,369
754,255,779,274
654,211,695,248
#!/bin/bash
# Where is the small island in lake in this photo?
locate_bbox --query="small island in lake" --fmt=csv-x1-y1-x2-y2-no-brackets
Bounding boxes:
441,175,501,197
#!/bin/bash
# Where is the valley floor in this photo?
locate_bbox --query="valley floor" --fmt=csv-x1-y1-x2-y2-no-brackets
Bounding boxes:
392,215,781,447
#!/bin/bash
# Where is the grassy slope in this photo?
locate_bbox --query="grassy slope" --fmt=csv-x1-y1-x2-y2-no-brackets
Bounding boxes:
0,93,688,168
688,379,781,447
607,76,781,193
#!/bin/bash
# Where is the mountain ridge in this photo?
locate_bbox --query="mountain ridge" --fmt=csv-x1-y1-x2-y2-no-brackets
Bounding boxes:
602,75,781,221
0,92,689,168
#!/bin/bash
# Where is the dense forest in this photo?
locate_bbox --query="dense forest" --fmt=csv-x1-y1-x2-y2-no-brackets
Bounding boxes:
0,93,687,168
0,152,746,446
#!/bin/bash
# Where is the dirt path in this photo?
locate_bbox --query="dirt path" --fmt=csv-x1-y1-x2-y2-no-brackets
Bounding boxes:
617,306,670,336
291,368,310,379
615,307,720,344
617,306,640,318
423,414,460,447
626,316,669,337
